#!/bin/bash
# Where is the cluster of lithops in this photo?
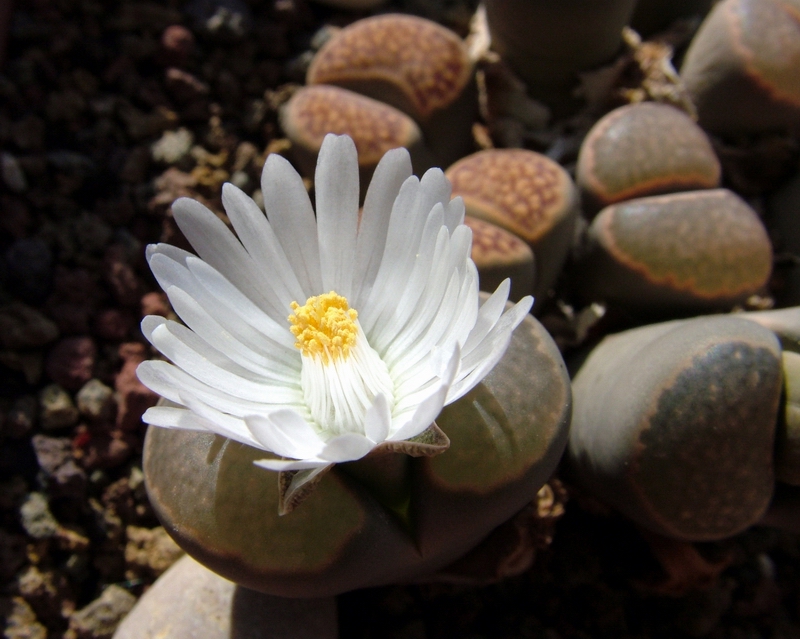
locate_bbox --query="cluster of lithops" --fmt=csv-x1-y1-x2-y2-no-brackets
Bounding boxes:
573,101,772,315
446,149,579,307
281,13,476,173
121,0,800,628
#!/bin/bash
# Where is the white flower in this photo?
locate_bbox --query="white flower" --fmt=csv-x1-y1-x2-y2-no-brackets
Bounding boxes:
137,134,532,479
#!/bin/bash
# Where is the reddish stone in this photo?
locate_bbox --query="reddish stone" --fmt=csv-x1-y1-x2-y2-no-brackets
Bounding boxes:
94,308,133,342
164,67,209,103
47,302,92,335
77,427,137,470
51,266,100,304
0,195,31,239
45,337,96,391
140,292,170,318
160,25,195,67
115,343,158,431
104,246,144,307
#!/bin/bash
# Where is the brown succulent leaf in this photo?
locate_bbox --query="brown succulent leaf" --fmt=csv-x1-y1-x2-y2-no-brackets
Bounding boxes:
277,464,333,516
373,421,450,458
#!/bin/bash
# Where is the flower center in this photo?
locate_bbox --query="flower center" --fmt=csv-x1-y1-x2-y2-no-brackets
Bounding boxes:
288,291,394,436
289,292,358,364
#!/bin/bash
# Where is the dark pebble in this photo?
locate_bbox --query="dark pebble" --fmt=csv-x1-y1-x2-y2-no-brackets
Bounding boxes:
4,237,53,304
44,337,97,392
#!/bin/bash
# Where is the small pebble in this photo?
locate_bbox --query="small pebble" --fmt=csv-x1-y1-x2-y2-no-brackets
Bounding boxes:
164,67,209,103
160,25,195,67
20,492,59,540
71,212,113,256
104,251,144,308
44,337,97,392
17,565,73,627
0,302,59,350
151,127,194,164
140,292,170,318
68,584,136,639
10,114,45,151
0,195,31,239
118,145,151,184
76,379,116,423
1,152,28,192
3,596,47,639
5,238,53,304
31,434,73,475
31,434,87,500
38,384,80,431
78,429,136,470
93,308,132,342
115,343,158,431
4,395,38,439
124,526,184,578
185,0,252,38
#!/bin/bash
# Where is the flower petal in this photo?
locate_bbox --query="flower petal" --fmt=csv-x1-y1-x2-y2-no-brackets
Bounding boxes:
369,206,446,352
261,153,322,296
315,134,359,297
171,198,283,321
164,285,299,383
364,393,391,444
141,405,211,431
319,433,375,462
145,320,294,403
245,413,324,460
175,390,260,447
389,343,460,442
253,458,330,471
352,147,413,306
221,183,306,306
147,253,298,372
137,360,303,417
359,175,421,333
462,279,511,355
448,295,532,402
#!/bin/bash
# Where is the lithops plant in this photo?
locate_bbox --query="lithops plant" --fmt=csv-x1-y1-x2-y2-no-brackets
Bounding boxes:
680,0,800,137
306,14,477,167
576,102,721,216
144,306,571,596
575,189,773,315
280,85,432,197
445,149,579,309
483,0,638,114
138,135,571,597
568,313,786,541
465,216,535,303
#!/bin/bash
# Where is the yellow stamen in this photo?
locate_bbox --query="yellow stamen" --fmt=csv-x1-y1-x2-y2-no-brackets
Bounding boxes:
288,292,358,364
